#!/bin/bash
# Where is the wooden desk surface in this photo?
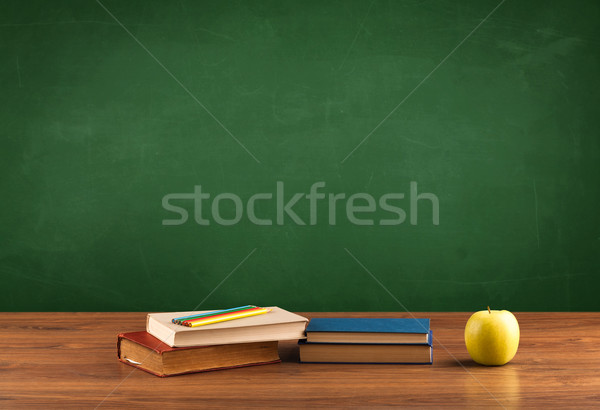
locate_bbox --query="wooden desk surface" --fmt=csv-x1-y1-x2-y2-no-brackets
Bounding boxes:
1,312,599,408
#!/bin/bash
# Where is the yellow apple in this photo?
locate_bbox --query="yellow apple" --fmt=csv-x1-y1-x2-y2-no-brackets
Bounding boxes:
465,307,520,366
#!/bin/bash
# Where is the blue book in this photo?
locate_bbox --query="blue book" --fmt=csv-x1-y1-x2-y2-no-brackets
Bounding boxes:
306,318,430,344
298,331,433,364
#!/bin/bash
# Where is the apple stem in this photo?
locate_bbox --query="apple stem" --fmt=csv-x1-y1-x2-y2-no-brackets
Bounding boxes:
487,306,491,314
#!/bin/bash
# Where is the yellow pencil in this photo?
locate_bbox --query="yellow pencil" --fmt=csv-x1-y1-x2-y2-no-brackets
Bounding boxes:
188,307,271,327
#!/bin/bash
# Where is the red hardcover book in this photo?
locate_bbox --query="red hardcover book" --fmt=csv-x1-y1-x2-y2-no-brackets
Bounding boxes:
117,331,280,377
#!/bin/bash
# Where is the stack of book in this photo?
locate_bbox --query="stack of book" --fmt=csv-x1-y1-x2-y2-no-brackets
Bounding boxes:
118,306,308,377
299,318,433,364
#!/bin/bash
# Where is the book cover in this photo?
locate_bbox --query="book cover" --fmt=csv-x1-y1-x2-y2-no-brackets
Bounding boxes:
117,331,281,377
306,318,430,344
147,306,308,347
306,318,430,333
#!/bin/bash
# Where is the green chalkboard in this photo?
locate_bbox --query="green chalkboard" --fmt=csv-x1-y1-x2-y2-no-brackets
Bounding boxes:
1,0,599,312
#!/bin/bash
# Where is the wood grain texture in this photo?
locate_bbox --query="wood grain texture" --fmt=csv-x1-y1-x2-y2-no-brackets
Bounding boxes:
0,312,599,408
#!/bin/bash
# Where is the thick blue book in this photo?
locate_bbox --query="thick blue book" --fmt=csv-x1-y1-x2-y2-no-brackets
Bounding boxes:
298,331,433,364
306,318,430,344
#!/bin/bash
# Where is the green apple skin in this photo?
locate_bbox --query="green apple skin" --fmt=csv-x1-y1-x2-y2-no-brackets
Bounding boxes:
465,309,520,366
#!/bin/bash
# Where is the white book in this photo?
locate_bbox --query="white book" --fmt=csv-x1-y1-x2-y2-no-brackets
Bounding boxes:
146,306,308,347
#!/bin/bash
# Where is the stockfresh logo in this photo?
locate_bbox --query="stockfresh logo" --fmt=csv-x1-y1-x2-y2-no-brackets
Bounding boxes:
162,181,439,226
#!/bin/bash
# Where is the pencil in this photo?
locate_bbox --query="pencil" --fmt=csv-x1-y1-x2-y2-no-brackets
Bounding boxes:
187,307,271,327
181,306,261,326
172,305,256,324
173,305,255,322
